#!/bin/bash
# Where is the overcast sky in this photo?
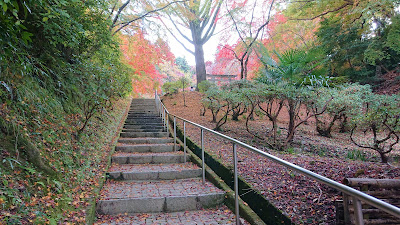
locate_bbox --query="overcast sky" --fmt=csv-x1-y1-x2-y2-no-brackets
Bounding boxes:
166,34,220,66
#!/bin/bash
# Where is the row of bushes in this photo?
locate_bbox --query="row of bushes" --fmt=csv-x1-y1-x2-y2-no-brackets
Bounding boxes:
200,80,400,163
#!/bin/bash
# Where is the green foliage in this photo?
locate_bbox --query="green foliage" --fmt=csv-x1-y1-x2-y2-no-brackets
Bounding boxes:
350,93,400,163
202,85,224,123
315,11,400,84
162,76,191,95
175,57,192,73
385,15,400,53
346,150,367,161
364,15,400,66
198,80,214,93
312,84,371,137
256,48,327,85
179,76,191,90
162,81,180,94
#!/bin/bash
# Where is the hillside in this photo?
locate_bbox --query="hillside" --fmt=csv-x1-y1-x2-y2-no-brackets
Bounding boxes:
162,91,400,224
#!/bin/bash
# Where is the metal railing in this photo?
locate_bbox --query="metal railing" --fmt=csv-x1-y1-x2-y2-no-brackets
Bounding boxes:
154,91,400,225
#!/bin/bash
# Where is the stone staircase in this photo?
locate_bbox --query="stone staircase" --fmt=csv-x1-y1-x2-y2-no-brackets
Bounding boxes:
95,98,241,224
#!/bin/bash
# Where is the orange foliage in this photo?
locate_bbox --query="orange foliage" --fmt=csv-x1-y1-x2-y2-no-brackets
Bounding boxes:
120,31,175,97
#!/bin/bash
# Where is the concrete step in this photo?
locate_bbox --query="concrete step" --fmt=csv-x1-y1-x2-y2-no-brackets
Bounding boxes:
115,143,177,153
112,152,188,164
107,163,201,180
127,113,159,116
127,114,160,117
125,118,160,121
96,206,241,224
124,121,163,125
129,107,156,109
129,110,157,113
129,109,156,111
131,99,154,101
122,128,165,133
129,106,156,108
125,118,162,123
130,102,155,105
120,132,168,138
118,138,173,144
123,125,165,129
97,178,225,214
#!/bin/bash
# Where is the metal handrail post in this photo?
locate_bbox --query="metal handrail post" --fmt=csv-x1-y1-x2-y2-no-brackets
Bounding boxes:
161,108,165,129
166,112,169,137
158,97,161,117
154,90,157,111
183,121,187,163
201,128,205,184
174,116,177,151
233,143,240,225
353,197,364,225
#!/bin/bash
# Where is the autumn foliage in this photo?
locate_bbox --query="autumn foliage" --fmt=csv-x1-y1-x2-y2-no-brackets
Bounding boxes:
120,30,175,96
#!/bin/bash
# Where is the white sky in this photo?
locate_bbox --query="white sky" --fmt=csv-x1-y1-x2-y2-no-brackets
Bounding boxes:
166,34,220,66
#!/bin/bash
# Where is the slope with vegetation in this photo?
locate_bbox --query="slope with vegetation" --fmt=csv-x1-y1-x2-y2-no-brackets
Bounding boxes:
1,0,132,223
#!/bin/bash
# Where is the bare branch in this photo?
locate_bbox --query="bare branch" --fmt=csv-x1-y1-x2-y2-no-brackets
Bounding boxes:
226,1,246,45
107,0,119,21
350,125,373,150
219,44,241,61
290,2,351,21
111,0,130,30
201,0,222,43
112,0,188,35
293,98,331,132
160,18,195,55
199,0,213,30
167,13,194,44
249,0,258,38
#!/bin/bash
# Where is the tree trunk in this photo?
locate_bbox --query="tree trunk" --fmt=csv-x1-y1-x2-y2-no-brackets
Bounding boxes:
339,113,348,133
194,42,206,89
378,150,388,163
240,60,245,80
287,99,296,142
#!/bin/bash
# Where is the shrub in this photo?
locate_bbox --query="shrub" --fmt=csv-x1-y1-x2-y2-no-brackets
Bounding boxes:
198,80,213,93
350,93,400,163
162,81,180,94
312,84,370,137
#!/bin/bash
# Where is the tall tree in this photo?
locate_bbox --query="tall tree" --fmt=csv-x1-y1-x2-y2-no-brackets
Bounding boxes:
160,0,223,88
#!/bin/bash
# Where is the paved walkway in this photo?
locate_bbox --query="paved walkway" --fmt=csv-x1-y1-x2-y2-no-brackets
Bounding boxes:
95,98,246,224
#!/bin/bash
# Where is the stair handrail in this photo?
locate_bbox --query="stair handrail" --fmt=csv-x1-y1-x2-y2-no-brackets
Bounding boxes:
154,91,400,225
